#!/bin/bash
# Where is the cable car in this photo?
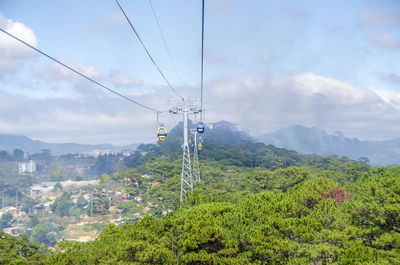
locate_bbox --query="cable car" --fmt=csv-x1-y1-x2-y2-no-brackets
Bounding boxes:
157,126,167,141
197,122,205,134
198,143,203,151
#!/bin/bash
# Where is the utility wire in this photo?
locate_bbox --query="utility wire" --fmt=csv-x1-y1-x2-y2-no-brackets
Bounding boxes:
0,27,159,113
148,0,184,88
200,0,205,112
115,0,184,101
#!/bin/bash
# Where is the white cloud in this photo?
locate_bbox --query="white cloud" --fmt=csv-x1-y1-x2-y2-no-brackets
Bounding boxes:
32,62,147,97
209,0,237,13
3,71,400,144
371,88,400,111
0,12,38,75
360,10,400,51
108,70,143,88
283,8,310,20
34,61,101,82
0,90,163,145
365,32,400,51
376,72,400,85
106,10,135,25
205,72,400,140
32,62,104,97
359,10,400,29
204,48,238,65
79,10,136,34
326,25,344,33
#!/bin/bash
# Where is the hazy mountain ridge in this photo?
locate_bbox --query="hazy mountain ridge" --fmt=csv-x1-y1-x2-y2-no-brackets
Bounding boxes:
3,122,400,165
0,120,250,155
0,134,138,155
259,125,400,166
169,120,253,145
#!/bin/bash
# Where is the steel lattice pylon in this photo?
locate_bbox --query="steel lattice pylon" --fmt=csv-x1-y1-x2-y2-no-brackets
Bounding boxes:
192,131,201,183
180,140,192,202
180,106,193,202
170,99,201,202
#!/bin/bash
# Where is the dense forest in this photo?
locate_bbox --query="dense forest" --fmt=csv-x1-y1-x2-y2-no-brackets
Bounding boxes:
1,124,400,264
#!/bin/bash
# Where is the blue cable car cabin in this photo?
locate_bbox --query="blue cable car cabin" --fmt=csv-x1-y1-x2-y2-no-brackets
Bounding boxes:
197,122,205,134
157,126,167,141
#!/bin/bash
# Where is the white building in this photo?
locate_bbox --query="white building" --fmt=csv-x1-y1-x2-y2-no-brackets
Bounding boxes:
90,149,111,158
121,148,133,157
18,160,36,175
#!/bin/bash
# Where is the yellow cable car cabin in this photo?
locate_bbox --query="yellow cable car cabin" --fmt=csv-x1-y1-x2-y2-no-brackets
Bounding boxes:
198,143,203,151
157,126,167,141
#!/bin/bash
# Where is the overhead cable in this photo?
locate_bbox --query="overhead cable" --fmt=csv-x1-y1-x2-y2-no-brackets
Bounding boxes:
148,0,184,88
0,27,160,113
115,0,184,101
200,0,205,111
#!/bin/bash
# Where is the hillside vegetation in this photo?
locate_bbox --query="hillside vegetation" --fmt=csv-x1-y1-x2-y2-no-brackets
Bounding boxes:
1,124,400,264
44,164,400,264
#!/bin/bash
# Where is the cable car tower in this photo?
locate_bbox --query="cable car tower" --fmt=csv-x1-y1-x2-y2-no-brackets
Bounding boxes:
170,99,201,201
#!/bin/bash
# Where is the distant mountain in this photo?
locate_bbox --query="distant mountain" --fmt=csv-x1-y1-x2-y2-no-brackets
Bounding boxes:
8,123,400,166
167,120,253,146
204,120,254,145
0,134,139,155
259,125,400,166
0,120,252,156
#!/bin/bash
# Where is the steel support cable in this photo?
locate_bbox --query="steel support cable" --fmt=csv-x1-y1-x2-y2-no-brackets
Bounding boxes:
115,0,184,101
148,0,184,88
200,0,205,112
0,28,160,113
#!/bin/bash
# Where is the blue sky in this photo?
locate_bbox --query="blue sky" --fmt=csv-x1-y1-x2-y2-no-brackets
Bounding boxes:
0,0,400,144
